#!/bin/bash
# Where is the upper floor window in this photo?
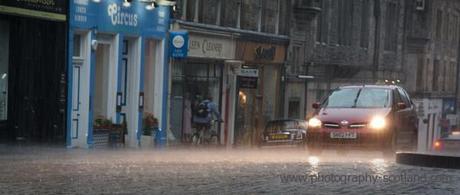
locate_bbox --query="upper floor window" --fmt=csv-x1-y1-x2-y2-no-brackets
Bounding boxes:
221,0,239,28
199,0,219,25
384,2,399,51
261,0,278,33
241,0,260,31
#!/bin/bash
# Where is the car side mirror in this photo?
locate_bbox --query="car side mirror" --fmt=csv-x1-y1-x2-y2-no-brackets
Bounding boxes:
312,102,320,109
397,102,407,110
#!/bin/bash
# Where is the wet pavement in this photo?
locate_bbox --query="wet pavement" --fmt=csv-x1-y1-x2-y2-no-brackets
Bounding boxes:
0,145,459,194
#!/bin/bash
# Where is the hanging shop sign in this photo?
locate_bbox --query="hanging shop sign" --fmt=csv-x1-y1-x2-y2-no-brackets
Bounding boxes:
188,34,236,59
170,31,189,59
70,0,170,36
0,0,67,21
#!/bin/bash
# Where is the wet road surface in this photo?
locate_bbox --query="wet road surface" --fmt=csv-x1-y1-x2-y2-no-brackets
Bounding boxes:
0,145,459,194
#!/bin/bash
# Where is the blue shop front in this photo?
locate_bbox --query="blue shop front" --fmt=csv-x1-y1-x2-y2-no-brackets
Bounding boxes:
67,0,171,148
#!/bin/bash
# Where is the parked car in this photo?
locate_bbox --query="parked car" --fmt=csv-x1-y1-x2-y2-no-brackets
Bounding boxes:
261,119,308,146
307,85,418,155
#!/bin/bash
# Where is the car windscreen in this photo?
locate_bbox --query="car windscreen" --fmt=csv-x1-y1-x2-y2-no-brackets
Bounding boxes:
323,88,390,108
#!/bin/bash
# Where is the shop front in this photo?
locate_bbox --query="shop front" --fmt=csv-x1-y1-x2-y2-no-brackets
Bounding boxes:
233,40,286,146
170,32,236,144
67,0,171,148
0,1,67,143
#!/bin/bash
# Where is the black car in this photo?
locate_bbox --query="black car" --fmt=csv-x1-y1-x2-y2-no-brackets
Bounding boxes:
261,119,308,145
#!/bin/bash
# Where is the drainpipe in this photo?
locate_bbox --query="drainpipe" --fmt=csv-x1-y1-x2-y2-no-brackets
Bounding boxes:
373,0,381,82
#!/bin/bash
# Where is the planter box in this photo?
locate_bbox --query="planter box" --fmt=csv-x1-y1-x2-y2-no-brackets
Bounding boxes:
141,135,154,148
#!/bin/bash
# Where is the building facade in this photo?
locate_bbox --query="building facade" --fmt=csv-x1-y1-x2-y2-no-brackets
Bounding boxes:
67,0,172,148
285,0,406,120
171,0,289,146
403,0,460,151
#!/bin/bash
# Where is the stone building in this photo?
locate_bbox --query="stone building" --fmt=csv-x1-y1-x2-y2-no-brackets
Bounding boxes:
285,0,406,119
403,0,460,147
171,0,290,146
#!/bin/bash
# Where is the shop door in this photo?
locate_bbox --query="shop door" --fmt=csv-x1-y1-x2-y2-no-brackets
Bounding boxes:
6,16,66,142
71,60,83,140
234,76,258,146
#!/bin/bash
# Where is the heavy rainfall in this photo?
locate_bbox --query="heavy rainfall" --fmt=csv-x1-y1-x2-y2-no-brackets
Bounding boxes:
1,0,460,194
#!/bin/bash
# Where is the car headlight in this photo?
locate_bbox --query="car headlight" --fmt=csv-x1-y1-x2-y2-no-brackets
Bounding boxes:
369,116,386,130
308,117,322,128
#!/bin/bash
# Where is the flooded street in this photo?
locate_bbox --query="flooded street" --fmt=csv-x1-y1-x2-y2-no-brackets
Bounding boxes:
0,145,459,194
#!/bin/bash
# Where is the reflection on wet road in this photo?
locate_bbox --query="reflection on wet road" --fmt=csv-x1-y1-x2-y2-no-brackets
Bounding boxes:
0,146,458,194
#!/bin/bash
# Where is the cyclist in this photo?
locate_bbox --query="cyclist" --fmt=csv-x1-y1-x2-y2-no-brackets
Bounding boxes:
192,95,223,144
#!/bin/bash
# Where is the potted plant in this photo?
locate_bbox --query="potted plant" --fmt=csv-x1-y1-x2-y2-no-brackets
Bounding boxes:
93,116,113,132
141,112,158,147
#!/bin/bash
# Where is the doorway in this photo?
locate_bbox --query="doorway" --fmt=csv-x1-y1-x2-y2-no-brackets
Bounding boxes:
0,15,67,143
93,44,112,120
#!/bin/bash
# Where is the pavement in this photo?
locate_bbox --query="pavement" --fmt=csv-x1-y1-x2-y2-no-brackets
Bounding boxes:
396,152,460,169
0,145,459,194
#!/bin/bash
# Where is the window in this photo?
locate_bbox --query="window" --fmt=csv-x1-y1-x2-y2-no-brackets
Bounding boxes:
393,90,402,105
384,2,399,51
433,60,439,91
416,58,424,91
186,0,198,21
261,0,277,33
324,88,390,108
278,0,288,35
436,10,443,40
73,34,81,58
288,99,300,119
241,0,260,31
316,0,329,43
360,0,369,48
199,0,219,25
397,88,411,106
221,0,239,28
337,0,353,46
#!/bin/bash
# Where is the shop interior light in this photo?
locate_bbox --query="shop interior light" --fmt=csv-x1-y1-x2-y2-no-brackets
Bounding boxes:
93,0,101,3
1,73,6,79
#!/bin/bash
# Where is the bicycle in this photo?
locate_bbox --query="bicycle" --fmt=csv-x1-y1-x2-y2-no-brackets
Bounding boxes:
191,120,221,145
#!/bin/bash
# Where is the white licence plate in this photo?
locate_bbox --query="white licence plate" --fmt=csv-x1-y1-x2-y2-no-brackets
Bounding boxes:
330,132,357,139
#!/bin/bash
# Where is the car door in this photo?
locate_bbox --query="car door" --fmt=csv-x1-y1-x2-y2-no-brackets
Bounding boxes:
396,87,417,147
392,89,405,134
